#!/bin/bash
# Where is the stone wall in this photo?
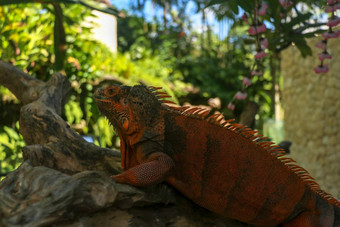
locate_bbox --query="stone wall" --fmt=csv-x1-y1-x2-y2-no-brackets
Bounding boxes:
281,37,340,198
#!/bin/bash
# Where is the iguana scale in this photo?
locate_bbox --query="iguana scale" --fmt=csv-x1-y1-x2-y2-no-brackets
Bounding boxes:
94,84,340,227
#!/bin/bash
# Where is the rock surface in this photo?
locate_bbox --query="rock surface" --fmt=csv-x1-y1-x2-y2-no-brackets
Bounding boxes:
281,37,340,198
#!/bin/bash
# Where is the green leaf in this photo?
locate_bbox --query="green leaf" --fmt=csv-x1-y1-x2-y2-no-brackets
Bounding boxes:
258,90,272,105
228,0,238,15
301,29,327,38
206,0,230,7
235,0,255,13
3,126,19,140
291,36,312,57
286,13,313,28
206,0,239,15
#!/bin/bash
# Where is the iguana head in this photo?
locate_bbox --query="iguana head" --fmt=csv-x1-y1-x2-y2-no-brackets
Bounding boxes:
94,84,163,136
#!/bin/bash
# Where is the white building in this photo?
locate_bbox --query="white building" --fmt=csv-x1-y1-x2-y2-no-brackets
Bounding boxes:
91,11,117,53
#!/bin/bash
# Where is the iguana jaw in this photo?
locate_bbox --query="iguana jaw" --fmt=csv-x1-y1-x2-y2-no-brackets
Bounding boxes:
94,88,122,131
93,87,111,102
93,94,111,102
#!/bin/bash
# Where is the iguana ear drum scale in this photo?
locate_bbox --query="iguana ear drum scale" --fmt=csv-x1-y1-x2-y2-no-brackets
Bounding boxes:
94,84,340,227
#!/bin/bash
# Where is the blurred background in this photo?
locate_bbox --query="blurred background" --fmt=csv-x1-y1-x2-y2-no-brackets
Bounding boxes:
0,0,339,197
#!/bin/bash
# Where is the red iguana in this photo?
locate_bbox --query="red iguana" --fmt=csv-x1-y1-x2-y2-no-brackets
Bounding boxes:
94,84,340,227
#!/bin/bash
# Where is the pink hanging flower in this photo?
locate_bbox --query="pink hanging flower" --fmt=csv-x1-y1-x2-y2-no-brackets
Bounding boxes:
279,0,294,7
242,13,248,23
256,3,268,16
248,23,267,35
325,5,334,13
325,4,340,13
250,69,263,76
322,30,340,39
242,77,252,86
254,50,267,59
227,102,235,111
314,65,329,74
327,16,340,27
326,0,338,4
235,91,248,100
318,51,332,61
248,26,257,35
315,40,327,50
257,23,267,33
260,37,269,49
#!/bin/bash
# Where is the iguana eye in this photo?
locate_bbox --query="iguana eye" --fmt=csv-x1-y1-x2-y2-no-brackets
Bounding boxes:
106,87,115,96
121,98,127,106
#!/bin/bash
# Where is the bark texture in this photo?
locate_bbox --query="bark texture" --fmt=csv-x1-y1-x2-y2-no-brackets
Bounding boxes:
0,61,253,227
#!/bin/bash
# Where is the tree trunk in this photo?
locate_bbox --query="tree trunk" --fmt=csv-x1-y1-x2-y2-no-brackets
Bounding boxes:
269,54,281,120
201,8,206,52
239,100,259,128
0,61,258,227
163,2,169,32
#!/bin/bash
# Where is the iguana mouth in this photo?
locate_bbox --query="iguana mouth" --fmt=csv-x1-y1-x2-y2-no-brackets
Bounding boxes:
93,94,108,101
93,88,112,103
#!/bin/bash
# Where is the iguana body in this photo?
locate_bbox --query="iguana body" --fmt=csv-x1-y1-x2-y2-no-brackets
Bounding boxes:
94,84,340,227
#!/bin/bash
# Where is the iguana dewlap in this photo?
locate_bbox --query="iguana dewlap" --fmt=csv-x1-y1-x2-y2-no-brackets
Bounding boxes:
94,84,340,227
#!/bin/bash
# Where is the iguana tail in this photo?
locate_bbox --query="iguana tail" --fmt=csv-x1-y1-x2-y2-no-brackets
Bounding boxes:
281,194,340,227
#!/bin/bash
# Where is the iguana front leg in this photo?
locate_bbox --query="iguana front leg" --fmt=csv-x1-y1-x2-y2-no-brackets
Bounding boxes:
113,152,175,187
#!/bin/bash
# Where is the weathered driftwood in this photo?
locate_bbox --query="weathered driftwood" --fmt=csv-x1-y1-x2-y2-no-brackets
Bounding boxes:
0,61,255,227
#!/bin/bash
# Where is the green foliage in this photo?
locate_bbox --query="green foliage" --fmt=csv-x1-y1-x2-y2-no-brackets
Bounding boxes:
0,0,122,19
112,52,187,99
178,50,247,103
0,0,122,72
65,100,83,125
0,3,191,175
117,13,274,120
0,123,25,177
209,0,326,57
92,117,115,147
